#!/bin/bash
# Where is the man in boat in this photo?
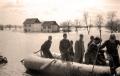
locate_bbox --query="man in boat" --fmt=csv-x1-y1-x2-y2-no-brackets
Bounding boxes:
74,34,85,63
68,40,74,61
40,36,54,58
88,35,94,47
85,35,94,63
100,34,120,76
85,37,101,64
59,33,70,61
96,50,106,65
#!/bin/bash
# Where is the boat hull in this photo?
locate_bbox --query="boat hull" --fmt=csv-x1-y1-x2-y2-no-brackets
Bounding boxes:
23,55,120,76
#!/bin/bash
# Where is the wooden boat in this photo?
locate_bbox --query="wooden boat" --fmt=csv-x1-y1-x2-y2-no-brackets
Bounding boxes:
22,53,120,76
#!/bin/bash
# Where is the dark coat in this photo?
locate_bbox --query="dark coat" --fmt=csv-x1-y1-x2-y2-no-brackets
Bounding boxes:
59,39,70,60
59,39,70,53
96,50,106,65
41,40,53,58
74,40,85,63
100,40,120,68
41,40,52,51
85,42,99,64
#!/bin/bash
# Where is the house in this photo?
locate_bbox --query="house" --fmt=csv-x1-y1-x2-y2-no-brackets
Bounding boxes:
41,21,59,32
23,18,41,32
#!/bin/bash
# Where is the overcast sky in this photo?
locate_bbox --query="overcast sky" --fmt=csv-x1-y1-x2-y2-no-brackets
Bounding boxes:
0,0,120,25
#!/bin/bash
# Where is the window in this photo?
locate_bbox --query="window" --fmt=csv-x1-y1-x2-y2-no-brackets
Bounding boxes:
48,25,51,29
29,24,31,27
43,26,46,29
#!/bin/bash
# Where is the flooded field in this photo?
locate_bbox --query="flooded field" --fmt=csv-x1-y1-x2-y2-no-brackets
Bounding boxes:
0,28,120,76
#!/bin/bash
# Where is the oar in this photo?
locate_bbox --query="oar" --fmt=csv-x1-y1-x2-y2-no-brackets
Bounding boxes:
21,50,40,63
34,50,43,57
34,50,58,70
40,59,56,70
34,50,40,54
91,29,102,76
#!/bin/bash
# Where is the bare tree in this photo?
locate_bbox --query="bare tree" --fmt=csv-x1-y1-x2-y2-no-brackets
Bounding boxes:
96,14,103,38
74,19,81,26
74,19,81,32
83,12,90,34
60,20,71,32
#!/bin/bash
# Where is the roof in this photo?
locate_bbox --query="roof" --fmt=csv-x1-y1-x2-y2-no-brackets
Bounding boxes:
23,18,41,24
41,21,59,26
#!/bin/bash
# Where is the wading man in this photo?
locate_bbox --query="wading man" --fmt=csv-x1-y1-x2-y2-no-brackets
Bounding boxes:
88,35,94,47
40,36,54,58
68,40,74,61
74,34,85,63
59,33,70,61
85,37,101,64
100,34,120,76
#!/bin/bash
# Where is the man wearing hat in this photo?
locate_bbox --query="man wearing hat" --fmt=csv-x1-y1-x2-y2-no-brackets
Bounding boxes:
100,34,120,76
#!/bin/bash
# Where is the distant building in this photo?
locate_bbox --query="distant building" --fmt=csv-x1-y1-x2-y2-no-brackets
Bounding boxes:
23,18,59,33
0,25,3,30
23,18,41,32
41,21,59,32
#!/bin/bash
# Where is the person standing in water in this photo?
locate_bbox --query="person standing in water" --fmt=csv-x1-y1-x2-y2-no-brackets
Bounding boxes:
68,40,74,61
85,37,101,64
40,36,54,58
59,33,70,61
100,34,120,76
74,34,85,63
88,36,94,47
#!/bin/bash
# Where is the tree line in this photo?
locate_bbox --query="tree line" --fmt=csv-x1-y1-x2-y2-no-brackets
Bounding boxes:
60,11,120,33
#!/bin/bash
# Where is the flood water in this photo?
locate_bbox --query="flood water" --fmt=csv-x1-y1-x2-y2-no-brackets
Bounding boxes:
0,28,120,76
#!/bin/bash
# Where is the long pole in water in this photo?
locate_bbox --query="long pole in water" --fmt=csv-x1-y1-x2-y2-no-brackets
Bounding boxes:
91,21,102,76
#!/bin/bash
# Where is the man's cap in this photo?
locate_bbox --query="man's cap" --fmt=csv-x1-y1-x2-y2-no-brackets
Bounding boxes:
94,37,101,41
48,36,52,38
90,36,94,39
63,33,67,36
80,34,83,37
110,34,116,40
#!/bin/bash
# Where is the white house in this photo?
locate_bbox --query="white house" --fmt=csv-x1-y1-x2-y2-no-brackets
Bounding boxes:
41,21,59,32
23,18,59,33
23,18,41,32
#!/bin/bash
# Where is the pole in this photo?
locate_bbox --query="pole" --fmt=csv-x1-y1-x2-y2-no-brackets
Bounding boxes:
91,39,101,76
91,22,102,76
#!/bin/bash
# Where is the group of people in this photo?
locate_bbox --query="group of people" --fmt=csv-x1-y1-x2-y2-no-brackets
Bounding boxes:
40,33,120,75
